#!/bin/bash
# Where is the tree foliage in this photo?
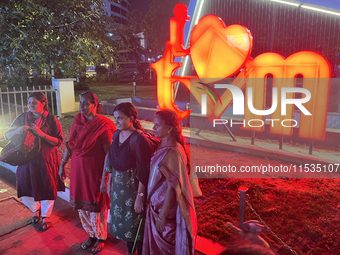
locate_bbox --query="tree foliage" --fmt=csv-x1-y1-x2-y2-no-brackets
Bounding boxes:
141,0,189,57
0,0,119,78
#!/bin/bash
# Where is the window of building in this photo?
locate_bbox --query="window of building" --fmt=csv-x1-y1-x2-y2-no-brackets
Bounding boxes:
111,4,121,13
121,9,127,17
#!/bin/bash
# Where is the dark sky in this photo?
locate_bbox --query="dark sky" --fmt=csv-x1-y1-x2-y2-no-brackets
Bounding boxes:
129,0,152,15
129,0,340,14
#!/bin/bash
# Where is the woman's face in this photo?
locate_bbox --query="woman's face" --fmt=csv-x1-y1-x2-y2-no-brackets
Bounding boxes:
114,110,133,130
79,95,96,116
153,115,171,138
28,97,45,114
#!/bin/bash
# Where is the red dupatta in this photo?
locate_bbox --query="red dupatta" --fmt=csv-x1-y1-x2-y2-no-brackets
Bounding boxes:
68,113,116,156
23,111,48,152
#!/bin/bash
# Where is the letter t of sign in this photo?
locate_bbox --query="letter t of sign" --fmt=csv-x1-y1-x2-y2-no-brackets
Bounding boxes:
151,3,192,119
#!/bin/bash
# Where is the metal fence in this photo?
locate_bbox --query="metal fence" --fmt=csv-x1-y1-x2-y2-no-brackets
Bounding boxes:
0,85,59,125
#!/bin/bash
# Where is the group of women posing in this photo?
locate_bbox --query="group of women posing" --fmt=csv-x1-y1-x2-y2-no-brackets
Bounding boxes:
5,91,197,255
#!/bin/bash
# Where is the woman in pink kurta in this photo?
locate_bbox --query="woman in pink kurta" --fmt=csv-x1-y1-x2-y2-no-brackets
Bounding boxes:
143,109,197,255
59,92,115,254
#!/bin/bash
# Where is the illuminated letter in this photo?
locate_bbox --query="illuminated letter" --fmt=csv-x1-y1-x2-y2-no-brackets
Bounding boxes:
170,3,190,56
152,3,192,119
243,51,330,139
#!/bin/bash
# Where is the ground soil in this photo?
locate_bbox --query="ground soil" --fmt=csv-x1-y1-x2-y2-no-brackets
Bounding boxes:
192,145,340,255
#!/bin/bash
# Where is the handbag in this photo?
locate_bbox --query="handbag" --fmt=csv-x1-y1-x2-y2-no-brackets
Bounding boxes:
0,132,41,166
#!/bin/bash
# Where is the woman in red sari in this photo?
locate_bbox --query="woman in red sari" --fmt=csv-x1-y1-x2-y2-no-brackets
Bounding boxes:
59,92,115,254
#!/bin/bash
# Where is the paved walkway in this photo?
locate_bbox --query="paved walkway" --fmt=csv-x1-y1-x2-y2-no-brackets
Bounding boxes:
0,166,208,255
0,166,128,255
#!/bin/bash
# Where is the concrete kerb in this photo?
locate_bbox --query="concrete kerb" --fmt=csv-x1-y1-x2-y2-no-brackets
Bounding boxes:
140,120,339,167
188,135,338,167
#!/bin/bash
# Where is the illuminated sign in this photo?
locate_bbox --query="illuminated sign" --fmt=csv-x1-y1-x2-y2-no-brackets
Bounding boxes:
152,3,331,140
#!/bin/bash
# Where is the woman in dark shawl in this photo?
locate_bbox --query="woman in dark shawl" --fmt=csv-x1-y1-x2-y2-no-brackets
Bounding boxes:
100,102,153,255
4,92,64,231
59,92,115,254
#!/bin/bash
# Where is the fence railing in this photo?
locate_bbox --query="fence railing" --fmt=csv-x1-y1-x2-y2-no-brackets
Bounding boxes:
0,85,59,125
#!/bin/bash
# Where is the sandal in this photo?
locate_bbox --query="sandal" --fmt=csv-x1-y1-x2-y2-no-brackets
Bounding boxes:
42,217,52,231
32,209,41,224
92,239,105,254
81,237,96,250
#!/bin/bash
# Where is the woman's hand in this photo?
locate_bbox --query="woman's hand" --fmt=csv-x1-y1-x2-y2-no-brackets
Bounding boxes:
134,195,144,213
156,216,166,232
15,126,28,135
29,124,45,138
107,174,112,198
59,164,66,180
107,183,111,198
100,180,107,194
5,125,28,140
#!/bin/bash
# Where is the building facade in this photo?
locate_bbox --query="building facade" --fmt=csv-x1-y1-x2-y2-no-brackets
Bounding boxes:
102,0,130,26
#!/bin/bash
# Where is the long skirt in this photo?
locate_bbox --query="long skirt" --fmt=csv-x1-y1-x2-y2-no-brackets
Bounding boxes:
109,168,144,242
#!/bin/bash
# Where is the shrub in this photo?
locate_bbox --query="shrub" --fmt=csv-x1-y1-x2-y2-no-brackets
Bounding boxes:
95,66,108,76
75,75,90,91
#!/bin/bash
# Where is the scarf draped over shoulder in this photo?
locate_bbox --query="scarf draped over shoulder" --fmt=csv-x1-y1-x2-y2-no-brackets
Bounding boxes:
68,113,115,156
23,111,49,152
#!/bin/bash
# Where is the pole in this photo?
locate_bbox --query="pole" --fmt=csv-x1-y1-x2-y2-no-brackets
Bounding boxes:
309,139,314,155
223,123,236,141
51,64,54,79
279,135,283,149
238,186,249,230
195,119,210,135
251,131,255,145
133,82,136,97
51,64,55,89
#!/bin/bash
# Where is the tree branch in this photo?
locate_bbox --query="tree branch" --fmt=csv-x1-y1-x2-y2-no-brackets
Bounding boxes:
54,13,96,28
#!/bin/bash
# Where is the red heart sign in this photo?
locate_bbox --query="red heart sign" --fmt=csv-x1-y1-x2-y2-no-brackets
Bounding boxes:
190,15,253,83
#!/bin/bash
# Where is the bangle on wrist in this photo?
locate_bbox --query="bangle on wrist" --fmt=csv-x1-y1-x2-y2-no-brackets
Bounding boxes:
61,159,67,163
